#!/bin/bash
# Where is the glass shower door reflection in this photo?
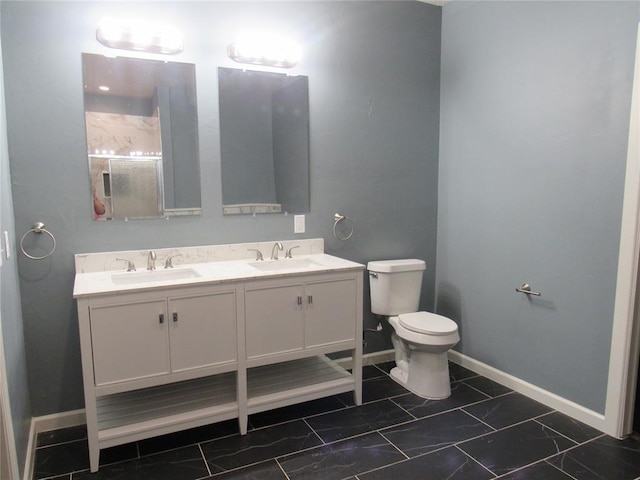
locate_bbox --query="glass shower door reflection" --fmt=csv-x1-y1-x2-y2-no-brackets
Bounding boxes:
110,157,164,219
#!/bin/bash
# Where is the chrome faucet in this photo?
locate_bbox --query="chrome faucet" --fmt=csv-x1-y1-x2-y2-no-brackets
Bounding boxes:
271,242,284,260
147,251,156,270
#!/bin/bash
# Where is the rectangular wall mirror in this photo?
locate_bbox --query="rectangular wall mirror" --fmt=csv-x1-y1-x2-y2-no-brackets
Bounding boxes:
82,53,201,220
218,67,310,215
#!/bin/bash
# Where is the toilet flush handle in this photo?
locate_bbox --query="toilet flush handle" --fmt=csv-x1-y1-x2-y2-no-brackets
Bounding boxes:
369,272,378,279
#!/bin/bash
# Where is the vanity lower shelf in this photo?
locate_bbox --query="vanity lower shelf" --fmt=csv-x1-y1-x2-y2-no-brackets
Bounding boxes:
95,372,238,448
247,356,354,414
92,356,355,452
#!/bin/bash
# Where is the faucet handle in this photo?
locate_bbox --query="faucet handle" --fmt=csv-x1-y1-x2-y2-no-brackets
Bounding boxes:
164,254,182,269
248,249,264,261
116,258,136,272
285,245,300,258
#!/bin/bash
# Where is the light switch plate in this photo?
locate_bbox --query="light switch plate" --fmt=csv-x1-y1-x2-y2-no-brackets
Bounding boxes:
3,231,9,259
294,215,305,234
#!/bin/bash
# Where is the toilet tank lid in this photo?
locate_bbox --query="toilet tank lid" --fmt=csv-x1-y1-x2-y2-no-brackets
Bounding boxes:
367,259,426,273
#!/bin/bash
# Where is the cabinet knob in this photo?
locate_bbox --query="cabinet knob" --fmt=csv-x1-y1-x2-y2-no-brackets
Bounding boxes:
173,312,178,322
159,314,164,324
297,296,303,305
308,295,313,304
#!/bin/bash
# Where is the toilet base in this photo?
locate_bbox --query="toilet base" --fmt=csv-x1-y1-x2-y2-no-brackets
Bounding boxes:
389,351,452,400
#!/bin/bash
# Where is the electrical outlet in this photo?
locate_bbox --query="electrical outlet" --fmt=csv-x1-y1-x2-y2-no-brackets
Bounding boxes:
294,215,305,234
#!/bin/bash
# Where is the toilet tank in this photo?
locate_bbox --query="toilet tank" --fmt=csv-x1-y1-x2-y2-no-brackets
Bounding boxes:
367,259,426,316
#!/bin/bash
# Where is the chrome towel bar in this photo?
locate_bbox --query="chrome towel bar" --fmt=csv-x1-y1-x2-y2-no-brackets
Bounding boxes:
516,283,541,296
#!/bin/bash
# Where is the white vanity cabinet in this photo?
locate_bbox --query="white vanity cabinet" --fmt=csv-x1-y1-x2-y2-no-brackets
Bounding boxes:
167,291,238,374
89,298,171,386
77,283,242,473
74,252,364,473
87,287,238,387
245,273,358,361
243,271,362,420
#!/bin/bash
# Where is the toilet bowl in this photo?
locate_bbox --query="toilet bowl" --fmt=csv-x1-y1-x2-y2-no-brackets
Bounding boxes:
388,312,459,399
367,259,459,399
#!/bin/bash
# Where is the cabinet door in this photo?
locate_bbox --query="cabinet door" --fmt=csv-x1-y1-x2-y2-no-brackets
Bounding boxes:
304,276,357,348
168,291,237,373
90,299,170,386
245,282,304,359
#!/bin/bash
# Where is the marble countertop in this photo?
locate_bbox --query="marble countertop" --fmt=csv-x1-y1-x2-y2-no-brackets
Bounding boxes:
73,253,364,298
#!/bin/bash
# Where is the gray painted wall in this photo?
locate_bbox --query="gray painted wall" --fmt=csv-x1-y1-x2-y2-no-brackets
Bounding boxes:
438,1,640,413
0,18,32,479
272,77,310,213
1,1,442,416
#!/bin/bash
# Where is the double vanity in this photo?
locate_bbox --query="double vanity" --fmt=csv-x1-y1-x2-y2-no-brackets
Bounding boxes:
73,239,364,472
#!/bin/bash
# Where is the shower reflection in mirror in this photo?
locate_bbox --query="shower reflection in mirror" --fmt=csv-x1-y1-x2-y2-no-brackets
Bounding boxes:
82,53,201,220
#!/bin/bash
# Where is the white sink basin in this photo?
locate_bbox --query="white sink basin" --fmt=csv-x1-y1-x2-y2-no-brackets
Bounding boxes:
112,268,201,285
249,258,319,272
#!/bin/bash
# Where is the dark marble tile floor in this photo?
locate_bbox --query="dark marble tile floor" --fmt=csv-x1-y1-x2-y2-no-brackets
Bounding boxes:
33,362,640,480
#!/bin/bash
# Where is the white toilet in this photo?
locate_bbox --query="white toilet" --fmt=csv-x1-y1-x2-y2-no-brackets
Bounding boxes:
367,259,459,399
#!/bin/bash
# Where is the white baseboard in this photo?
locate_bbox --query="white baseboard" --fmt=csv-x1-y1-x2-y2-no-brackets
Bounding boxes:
335,349,395,370
24,409,86,480
448,350,608,434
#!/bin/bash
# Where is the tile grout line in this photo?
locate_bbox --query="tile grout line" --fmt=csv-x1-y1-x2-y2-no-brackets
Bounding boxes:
249,402,352,432
532,416,587,446
457,408,498,433
492,459,581,480
459,379,503,399
376,430,411,461
388,397,418,420
197,443,212,478
33,437,88,452
452,444,498,478
274,457,292,480
459,404,560,436
491,440,597,480
303,417,326,444
460,422,607,479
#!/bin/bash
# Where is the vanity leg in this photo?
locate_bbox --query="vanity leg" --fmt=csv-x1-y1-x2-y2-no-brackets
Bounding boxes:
88,438,100,472
237,360,248,435
78,299,101,472
353,347,363,406
239,416,248,435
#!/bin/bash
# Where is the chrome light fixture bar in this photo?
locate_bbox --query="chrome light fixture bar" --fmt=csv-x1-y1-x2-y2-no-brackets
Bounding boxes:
96,18,184,55
228,33,301,68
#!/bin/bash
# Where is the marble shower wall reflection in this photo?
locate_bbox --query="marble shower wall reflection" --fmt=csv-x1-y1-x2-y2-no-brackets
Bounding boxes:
85,111,162,156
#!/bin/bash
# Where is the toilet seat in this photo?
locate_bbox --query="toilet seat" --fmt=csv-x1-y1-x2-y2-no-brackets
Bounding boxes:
398,312,458,336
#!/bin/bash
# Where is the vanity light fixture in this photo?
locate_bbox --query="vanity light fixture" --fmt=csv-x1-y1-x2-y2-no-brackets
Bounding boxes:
228,32,301,68
96,17,184,55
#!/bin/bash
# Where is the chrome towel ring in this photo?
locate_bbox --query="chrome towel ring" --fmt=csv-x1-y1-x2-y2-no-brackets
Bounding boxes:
20,222,56,260
333,213,354,241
